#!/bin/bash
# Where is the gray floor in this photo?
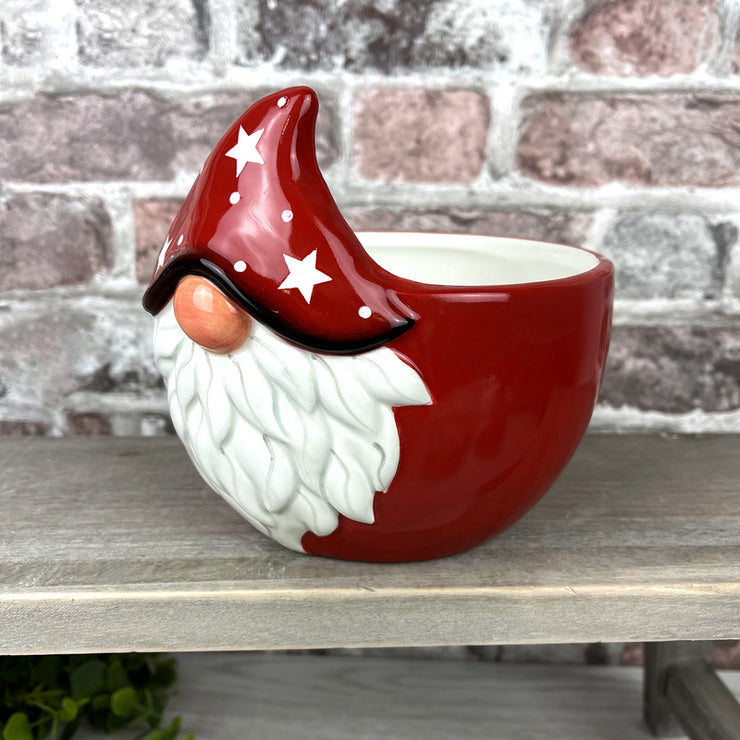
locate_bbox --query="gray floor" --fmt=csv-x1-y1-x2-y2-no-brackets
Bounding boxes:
75,652,740,739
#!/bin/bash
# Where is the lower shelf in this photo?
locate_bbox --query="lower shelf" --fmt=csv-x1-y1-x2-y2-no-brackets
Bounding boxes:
76,653,740,739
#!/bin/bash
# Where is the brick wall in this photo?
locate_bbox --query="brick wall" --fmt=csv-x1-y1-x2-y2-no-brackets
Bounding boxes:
2,0,739,668
3,0,740,436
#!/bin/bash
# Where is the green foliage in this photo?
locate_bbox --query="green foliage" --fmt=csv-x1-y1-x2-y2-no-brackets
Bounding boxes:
0,654,193,740
3,712,33,740
69,660,106,701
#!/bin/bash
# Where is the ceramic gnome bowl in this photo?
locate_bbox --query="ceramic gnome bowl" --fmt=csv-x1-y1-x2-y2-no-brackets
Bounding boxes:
143,86,614,562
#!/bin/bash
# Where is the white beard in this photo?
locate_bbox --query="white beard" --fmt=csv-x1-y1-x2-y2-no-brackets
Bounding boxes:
153,302,431,552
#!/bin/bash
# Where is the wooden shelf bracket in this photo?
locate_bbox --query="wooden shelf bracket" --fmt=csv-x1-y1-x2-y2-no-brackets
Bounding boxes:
644,641,740,739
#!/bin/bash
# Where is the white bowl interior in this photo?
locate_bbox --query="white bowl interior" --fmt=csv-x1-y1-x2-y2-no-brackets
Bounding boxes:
358,232,600,287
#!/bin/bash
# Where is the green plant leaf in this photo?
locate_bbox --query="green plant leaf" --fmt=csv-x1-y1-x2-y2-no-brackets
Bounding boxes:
0,654,191,740
89,694,110,712
145,731,174,740
69,660,106,700
145,715,181,740
110,687,139,718
57,698,77,723
141,688,162,728
2,712,33,740
105,660,129,693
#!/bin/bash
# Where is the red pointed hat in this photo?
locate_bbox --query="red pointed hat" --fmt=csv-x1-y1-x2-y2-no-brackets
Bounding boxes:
143,86,415,354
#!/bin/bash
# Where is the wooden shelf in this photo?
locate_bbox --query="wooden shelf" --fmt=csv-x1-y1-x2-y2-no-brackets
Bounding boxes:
74,654,740,740
1,435,739,654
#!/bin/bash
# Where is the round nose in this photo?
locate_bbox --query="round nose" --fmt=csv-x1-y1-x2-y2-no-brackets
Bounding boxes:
173,275,252,354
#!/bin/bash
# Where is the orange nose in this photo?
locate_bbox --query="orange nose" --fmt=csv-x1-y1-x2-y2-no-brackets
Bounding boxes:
173,275,252,354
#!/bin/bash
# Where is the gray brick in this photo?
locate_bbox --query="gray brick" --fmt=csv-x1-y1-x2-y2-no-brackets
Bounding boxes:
570,0,719,77
0,91,338,184
0,420,51,436
0,94,176,182
76,0,207,67
344,208,592,248
139,413,175,436
246,0,546,73
66,411,173,437
724,225,740,302
0,303,161,415
66,412,112,435
0,193,112,291
169,89,338,174
601,326,740,413
600,214,735,300
413,0,547,73
518,94,740,188
1,0,46,65
246,0,431,72
134,199,184,284
354,88,489,183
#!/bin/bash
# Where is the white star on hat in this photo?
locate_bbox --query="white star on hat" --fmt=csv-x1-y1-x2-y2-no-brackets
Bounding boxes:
157,235,173,268
278,250,332,304
225,126,265,176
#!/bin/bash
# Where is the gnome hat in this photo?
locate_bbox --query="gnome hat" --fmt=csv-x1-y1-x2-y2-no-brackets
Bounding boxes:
143,87,415,355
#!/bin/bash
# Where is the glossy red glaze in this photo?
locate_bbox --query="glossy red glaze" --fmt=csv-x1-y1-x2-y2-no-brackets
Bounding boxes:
302,253,613,561
144,85,614,562
144,86,413,355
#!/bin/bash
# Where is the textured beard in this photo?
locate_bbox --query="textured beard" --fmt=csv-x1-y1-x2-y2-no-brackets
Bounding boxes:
153,302,431,552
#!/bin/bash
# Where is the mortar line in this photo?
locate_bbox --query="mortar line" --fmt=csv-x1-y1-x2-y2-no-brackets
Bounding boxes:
6,65,740,105
6,180,740,215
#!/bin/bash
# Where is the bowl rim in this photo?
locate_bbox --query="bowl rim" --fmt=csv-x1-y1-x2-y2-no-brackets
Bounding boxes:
355,231,614,293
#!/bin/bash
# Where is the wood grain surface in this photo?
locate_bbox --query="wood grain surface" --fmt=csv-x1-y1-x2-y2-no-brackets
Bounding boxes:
75,654,740,740
0,435,738,653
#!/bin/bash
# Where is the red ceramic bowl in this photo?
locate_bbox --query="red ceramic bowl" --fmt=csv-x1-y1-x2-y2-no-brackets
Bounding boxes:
297,231,614,561
145,86,613,562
